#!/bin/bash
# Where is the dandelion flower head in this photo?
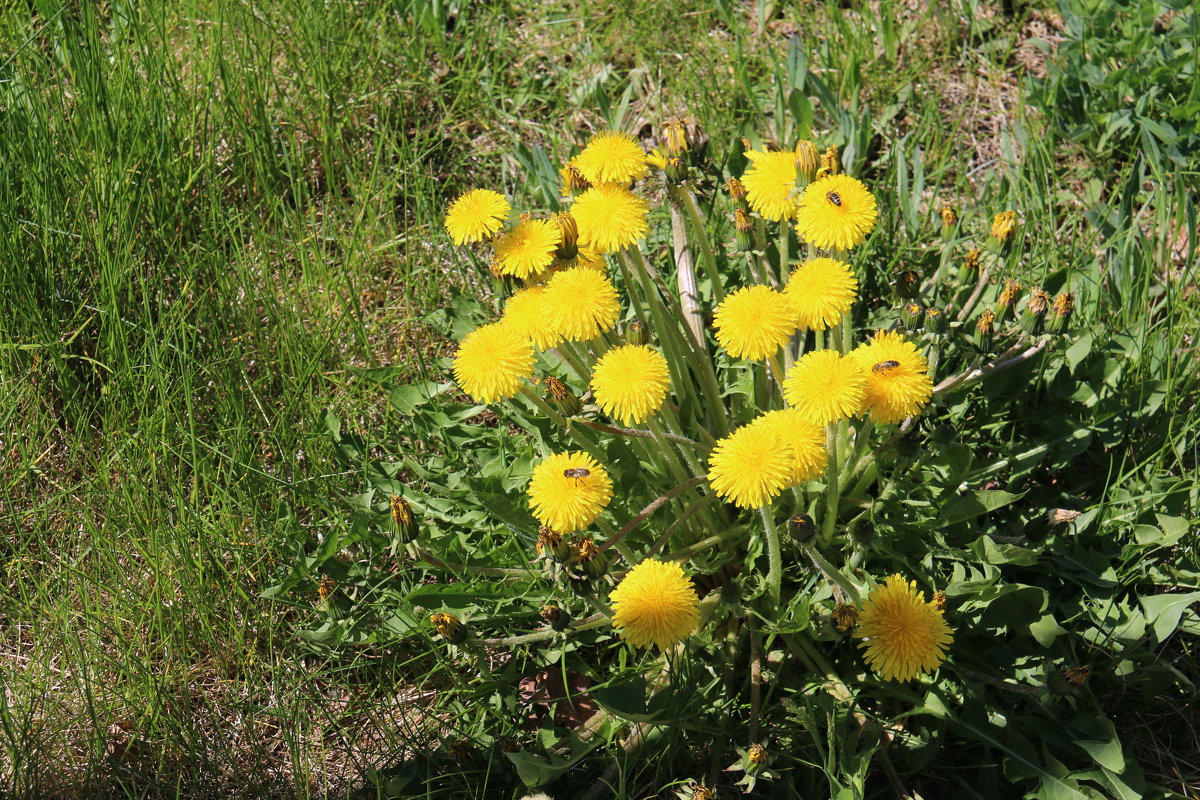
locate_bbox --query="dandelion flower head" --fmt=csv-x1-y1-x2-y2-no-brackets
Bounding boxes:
573,130,649,185
610,559,700,649
784,257,859,330
590,344,670,424
851,330,933,424
452,322,534,404
571,184,650,254
493,219,561,280
783,349,867,425
527,451,613,533
855,574,953,681
543,267,620,342
707,423,793,509
794,174,878,251
747,408,827,484
501,287,564,350
713,285,796,361
444,189,510,245
741,147,799,222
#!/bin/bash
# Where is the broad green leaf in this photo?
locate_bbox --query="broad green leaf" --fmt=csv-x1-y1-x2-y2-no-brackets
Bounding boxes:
1140,591,1200,644
937,490,1026,525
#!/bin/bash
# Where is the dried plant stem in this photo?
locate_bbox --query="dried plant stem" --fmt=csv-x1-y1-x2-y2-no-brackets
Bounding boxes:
481,612,610,647
670,199,705,346
934,338,1049,395
678,184,726,302
574,418,707,452
956,265,993,322
600,475,708,554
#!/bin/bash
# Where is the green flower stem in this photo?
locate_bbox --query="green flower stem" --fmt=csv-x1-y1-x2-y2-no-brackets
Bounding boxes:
784,631,853,703
759,505,783,603
615,249,649,324
517,384,605,460
555,341,591,384
777,225,791,286
664,528,744,561
678,183,726,303
600,475,708,554
644,493,718,555
596,517,637,564
573,418,708,452
752,219,779,289
820,424,840,545
645,416,724,534
745,251,770,287
800,540,861,605
481,611,610,647
766,353,786,389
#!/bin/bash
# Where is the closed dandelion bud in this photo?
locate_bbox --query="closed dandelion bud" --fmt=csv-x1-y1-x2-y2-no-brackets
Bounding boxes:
818,146,839,178
574,536,608,580
788,513,816,544
895,269,920,300
1020,287,1050,335
964,248,982,272
725,177,747,204
551,212,579,259
665,155,688,183
540,604,570,631
973,309,996,354
683,783,715,800
940,204,957,236
662,117,689,155
543,375,581,417
996,278,1022,322
536,525,573,563
924,306,947,334
390,494,417,542
795,139,819,182
901,302,925,332
430,611,467,644
686,117,709,159
990,210,1017,243
625,317,650,346
932,590,948,612
734,208,755,252
1046,291,1074,334
833,602,858,632
746,743,768,769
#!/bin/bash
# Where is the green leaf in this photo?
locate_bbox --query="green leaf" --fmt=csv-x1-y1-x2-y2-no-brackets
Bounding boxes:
1030,613,1066,647
937,490,1026,525
388,380,449,414
1140,591,1200,644
970,535,1040,566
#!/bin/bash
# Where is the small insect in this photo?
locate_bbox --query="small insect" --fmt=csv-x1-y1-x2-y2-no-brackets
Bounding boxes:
826,190,842,206
872,360,901,373
1064,665,1091,686
563,467,591,485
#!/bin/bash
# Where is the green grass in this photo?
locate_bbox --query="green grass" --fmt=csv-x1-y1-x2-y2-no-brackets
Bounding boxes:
2,1,1197,798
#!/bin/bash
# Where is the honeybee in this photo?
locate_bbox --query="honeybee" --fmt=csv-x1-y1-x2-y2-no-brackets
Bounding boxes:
563,467,591,485
872,360,901,373
826,191,842,206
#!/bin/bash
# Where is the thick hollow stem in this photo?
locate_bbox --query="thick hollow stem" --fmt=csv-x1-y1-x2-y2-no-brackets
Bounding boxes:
760,505,783,603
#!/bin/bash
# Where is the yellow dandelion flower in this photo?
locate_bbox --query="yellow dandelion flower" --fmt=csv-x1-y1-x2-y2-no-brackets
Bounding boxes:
527,451,613,533
493,219,561,280
610,559,700,649
444,189,510,245
782,349,867,425
748,409,827,483
991,210,1017,242
543,267,620,342
573,130,649,185
741,148,798,222
850,330,933,424
500,287,564,350
707,423,793,509
571,184,649,254
794,174,878,251
646,147,669,170
783,257,859,330
590,344,670,424
855,574,953,681
713,285,796,361
452,322,535,403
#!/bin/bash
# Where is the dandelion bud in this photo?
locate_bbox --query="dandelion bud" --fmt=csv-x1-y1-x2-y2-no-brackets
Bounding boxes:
734,208,755,252
794,139,819,182
542,375,581,417
990,210,1017,243
1046,291,1074,334
573,536,608,580
996,278,1022,322
430,611,467,644
818,146,839,178
788,513,816,544
686,117,709,159
684,783,715,800
724,177,747,203
746,743,768,767
662,117,689,155
833,602,858,632
924,307,947,335
1047,508,1081,526
624,317,650,346
551,212,579,259
973,309,996,354
1020,287,1050,335
539,603,570,631
964,248,982,272
665,155,689,183
894,269,920,300
390,494,417,543
940,204,957,236
559,160,590,196
1064,665,1091,686
901,302,925,332
536,525,573,563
